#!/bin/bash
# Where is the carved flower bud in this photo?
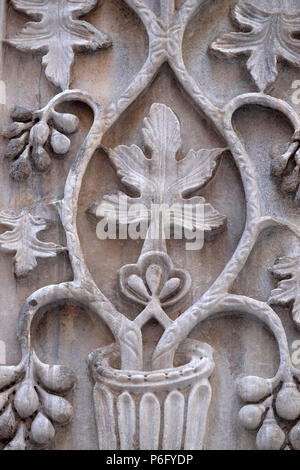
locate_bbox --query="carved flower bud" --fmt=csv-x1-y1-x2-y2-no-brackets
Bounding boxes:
31,412,55,445
160,278,181,301
11,106,33,123
52,112,79,134
3,121,31,139
50,129,71,155
275,382,300,421
9,145,31,181
29,121,50,147
38,388,72,425
4,132,28,159
14,379,39,418
256,409,285,450
127,275,149,301
236,376,272,402
239,404,265,430
0,404,17,439
289,421,300,450
146,264,162,295
32,147,52,172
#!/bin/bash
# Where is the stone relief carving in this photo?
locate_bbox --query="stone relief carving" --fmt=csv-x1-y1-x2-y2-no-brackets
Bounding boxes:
7,0,112,90
0,208,65,278
211,1,300,92
1,0,300,450
4,103,81,180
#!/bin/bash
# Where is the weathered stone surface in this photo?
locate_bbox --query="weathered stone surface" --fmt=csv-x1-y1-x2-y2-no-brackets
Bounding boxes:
1,0,300,451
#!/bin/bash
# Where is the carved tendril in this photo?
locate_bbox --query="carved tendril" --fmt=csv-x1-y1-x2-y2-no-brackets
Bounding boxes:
3,0,300,451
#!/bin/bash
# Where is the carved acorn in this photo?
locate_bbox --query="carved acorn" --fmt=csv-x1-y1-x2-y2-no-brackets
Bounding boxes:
236,376,272,402
256,409,285,450
29,121,50,147
4,423,26,450
3,121,31,139
239,404,265,430
289,421,300,450
0,404,17,439
52,112,79,134
50,129,71,155
9,145,31,181
38,387,72,425
0,387,14,410
11,106,33,123
31,412,55,445
275,382,300,421
0,365,21,389
34,359,76,394
14,379,39,418
4,132,28,159
32,147,52,172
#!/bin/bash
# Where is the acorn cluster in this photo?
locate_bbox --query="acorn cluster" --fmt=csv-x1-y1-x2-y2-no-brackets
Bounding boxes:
3,106,79,181
0,353,75,450
237,375,300,450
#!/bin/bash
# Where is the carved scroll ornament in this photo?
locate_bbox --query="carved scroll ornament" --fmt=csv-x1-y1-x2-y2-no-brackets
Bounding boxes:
1,0,300,450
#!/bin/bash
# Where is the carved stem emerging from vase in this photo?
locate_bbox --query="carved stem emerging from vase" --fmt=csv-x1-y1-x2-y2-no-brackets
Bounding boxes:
154,92,300,369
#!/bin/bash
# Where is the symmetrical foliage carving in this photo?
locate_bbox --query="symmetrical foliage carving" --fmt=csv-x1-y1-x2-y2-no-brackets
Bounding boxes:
211,1,300,92
97,103,226,239
7,0,112,90
0,208,65,277
2,0,300,450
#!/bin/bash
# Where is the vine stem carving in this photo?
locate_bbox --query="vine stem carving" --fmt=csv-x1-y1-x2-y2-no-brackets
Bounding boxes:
3,0,300,450
14,0,299,378
154,92,300,367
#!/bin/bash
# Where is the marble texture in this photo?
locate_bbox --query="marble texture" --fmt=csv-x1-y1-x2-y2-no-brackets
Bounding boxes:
0,0,300,450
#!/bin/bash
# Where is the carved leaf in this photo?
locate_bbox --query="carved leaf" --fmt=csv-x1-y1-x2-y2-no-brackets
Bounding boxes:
269,256,300,328
211,2,300,91
0,209,65,278
105,103,226,232
109,145,154,196
94,192,150,225
8,0,112,90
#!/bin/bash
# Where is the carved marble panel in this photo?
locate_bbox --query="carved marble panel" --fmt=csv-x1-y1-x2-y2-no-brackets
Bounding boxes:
1,0,300,451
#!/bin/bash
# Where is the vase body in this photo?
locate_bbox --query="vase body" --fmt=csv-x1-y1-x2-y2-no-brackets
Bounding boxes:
90,340,214,450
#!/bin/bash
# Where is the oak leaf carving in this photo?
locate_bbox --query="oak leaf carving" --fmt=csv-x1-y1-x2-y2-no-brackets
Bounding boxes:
8,0,112,90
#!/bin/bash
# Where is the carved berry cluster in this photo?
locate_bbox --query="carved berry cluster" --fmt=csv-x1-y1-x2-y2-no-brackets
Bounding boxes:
3,106,79,181
238,375,300,450
0,352,75,450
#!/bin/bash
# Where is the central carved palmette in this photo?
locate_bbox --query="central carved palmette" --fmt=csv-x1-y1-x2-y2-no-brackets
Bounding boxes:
1,0,300,450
